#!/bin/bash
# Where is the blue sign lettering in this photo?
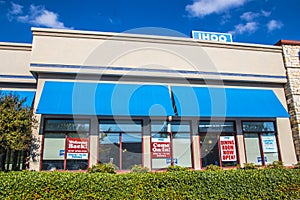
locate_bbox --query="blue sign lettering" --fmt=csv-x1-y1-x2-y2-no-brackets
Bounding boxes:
192,31,232,43
166,158,178,165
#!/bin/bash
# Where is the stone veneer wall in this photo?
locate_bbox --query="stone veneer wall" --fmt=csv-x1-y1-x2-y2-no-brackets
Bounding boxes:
279,41,300,161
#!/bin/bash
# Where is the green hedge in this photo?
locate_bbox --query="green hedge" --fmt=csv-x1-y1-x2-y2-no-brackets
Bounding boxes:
0,169,299,199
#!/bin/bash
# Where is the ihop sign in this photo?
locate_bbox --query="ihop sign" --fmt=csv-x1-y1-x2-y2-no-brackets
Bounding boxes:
192,31,232,43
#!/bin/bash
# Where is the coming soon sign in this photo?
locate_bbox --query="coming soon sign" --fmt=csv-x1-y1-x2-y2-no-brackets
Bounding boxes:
192,30,232,43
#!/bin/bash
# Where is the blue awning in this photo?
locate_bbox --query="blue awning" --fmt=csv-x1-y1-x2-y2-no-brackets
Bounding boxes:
0,90,35,107
36,81,174,116
172,86,289,118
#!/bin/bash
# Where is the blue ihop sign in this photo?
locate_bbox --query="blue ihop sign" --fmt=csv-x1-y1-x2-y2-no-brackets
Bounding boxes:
192,31,232,43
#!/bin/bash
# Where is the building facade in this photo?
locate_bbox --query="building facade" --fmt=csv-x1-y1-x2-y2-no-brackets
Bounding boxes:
0,28,298,171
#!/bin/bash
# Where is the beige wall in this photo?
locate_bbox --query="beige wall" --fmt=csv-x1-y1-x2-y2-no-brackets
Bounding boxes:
0,42,35,84
30,28,286,83
277,118,298,165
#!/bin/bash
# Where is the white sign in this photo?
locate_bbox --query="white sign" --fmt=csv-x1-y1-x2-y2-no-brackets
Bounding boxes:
220,136,237,161
67,153,88,159
262,135,278,153
151,137,170,143
192,31,232,42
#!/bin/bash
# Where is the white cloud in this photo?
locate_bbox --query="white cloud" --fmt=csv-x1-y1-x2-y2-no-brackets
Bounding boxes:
9,2,23,15
240,12,260,21
231,22,258,35
7,3,69,29
186,0,248,17
261,10,271,17
240,10,272,21
267,20,283,32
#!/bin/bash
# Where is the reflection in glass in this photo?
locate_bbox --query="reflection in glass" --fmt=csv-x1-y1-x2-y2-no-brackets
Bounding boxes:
45,120,90,132
99,133,120,169
242,122,275,132
199,121,234,132
122,133,142,170
99,120,142,170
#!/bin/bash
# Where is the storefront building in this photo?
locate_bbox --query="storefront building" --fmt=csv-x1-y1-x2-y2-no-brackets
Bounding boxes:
0,28,297,171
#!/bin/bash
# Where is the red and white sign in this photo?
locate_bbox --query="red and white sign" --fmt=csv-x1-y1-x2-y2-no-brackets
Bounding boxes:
151,138,171,158
220,136,237,162
67,138,89,159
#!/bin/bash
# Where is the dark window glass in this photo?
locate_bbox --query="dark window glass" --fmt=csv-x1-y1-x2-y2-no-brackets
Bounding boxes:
199,121,237,168
242,122,274,132
199,121,234,132
45,120,89,132
200,133,220,167
99,120,142,170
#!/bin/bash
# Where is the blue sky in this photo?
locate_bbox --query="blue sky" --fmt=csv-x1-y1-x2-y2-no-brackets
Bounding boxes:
0,0,299,45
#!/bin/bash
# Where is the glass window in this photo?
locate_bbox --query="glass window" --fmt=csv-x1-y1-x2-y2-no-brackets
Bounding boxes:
244,133,262,165
45,119,90,132
42,133,65,170
99,120,142,170
122,133,142,170
262,133,279,164
99,133,120,169
42,119,90,171
242,122,274,132
199,121,234,132
151,121,192,169
243,121,279,165
200,133,220,167
199,121,237,168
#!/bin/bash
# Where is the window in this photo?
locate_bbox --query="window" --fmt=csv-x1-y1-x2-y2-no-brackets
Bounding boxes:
42,119,90,171
243,121,279,165
199,121,238,168
151,121,192,169
99,120,142,170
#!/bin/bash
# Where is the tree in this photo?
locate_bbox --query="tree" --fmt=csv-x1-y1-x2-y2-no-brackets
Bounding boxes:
0,93,37,171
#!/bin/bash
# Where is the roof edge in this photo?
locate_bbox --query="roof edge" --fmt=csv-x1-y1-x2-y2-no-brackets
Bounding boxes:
275,40,300,46
31,27,282,53
0,42,31,51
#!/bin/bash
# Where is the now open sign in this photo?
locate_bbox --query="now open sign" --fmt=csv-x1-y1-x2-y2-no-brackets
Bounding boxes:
192,31,232,43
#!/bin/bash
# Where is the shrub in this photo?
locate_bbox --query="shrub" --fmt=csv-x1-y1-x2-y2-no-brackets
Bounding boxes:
205,164,222,171
87,162,116,173
242,163,260,170
0,169,299,199
294,162,300,169
130,165,149,173
166,165,189,172
266,161,284,169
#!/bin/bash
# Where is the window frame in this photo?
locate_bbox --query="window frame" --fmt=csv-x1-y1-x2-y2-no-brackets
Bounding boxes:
40,118,91,171
199,120,239,168
242,120,281,166
150,120,193,169
98,119,143,171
